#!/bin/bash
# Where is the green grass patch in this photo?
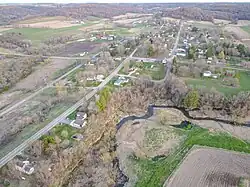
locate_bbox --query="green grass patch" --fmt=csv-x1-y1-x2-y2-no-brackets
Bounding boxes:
186,70,250,95
4,22,96,44
67,110,77,120
241,26,250,34
133,126,250,187
135,62,165,80
52,124,78,140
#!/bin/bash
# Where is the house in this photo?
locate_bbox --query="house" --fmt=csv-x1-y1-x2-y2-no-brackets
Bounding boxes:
79,52,88,57
207,60,212,64
90,37,97,41
15,161,34,175
208,57,213,61
176,52,186,57
96,74,105,82
101,36,108,40
70,112,87,129
203,71,212,77
114,77,129,86
114,57,122,61
108,35,115,41
162,58,167,64
212,74,219,79
177,48,186,53
225,70,235,77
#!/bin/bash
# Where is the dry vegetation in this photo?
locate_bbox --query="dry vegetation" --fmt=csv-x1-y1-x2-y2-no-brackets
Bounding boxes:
166,147,250,187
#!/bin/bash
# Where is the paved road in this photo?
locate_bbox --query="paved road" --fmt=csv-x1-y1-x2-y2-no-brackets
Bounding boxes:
0,64,83,117
164,21,183,81
130,57,163,62
0,52,89,60
0,47,137,168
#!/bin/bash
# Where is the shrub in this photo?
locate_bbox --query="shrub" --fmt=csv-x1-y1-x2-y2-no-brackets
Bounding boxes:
61,130,69,139
183,90,200,109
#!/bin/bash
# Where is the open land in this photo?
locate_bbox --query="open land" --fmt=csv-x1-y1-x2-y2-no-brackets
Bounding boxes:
166,147,250,187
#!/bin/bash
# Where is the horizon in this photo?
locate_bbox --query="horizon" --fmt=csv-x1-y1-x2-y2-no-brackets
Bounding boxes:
1,0,250,4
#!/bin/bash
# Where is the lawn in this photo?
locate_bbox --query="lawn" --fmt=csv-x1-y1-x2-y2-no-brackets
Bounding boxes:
241,26,250,34
137,62,165,80
133,126,250,187
52,124,78,140
186,70,250,95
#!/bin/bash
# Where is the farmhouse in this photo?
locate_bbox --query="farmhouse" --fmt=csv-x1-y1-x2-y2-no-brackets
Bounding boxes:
15,161,34,175
114,77,129,86
203,71,212,77
70,112,87,129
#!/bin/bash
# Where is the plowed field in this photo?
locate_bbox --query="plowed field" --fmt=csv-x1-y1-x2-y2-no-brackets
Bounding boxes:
166,148,250,187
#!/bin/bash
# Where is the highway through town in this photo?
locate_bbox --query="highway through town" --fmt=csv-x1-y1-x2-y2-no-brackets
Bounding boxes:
0,63,84,117
0,47,138,168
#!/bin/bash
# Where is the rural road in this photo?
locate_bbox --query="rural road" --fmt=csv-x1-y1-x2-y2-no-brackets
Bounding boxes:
0,63,84,117
0,52,89,60
0,47,138,168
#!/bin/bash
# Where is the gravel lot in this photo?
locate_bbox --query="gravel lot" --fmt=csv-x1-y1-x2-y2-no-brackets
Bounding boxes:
165,147,250,187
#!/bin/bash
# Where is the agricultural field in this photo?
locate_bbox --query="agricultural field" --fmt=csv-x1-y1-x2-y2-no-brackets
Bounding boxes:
132,125,250,187
241,26,250,34
166,148,250,187
117,108,250,187
185,70,250,95
3,26,84,44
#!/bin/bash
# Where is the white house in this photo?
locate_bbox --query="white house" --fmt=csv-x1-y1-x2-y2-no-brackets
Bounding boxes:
203,71,212,77
96,74,105,82
176,52,186,57
207,60,212,64
15,161,34,175
70,112,87,129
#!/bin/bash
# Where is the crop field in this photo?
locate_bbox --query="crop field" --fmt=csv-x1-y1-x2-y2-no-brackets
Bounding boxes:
133,126,250,187
166,148,250,187
241,26,250,34
185,71,250,95
3,26,83,44
4,21,98,44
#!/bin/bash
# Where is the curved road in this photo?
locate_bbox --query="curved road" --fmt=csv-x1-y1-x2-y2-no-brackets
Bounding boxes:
0,48,138,168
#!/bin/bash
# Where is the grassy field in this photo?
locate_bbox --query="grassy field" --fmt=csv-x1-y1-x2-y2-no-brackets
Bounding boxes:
241,26,250,34
138,62,165,80
4,21,97,44
186,71,250,95
133,126,250,187
4,26,82,44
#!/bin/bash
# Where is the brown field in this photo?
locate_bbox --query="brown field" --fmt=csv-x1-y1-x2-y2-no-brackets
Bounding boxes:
16,16,70,24
0,27,13,32
113,18,142,24
165,148,250,187
14,58,74,91
56,42,100,56
16,20,81,29
225,26,250,40
79,22,113,31
113,13,152,20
